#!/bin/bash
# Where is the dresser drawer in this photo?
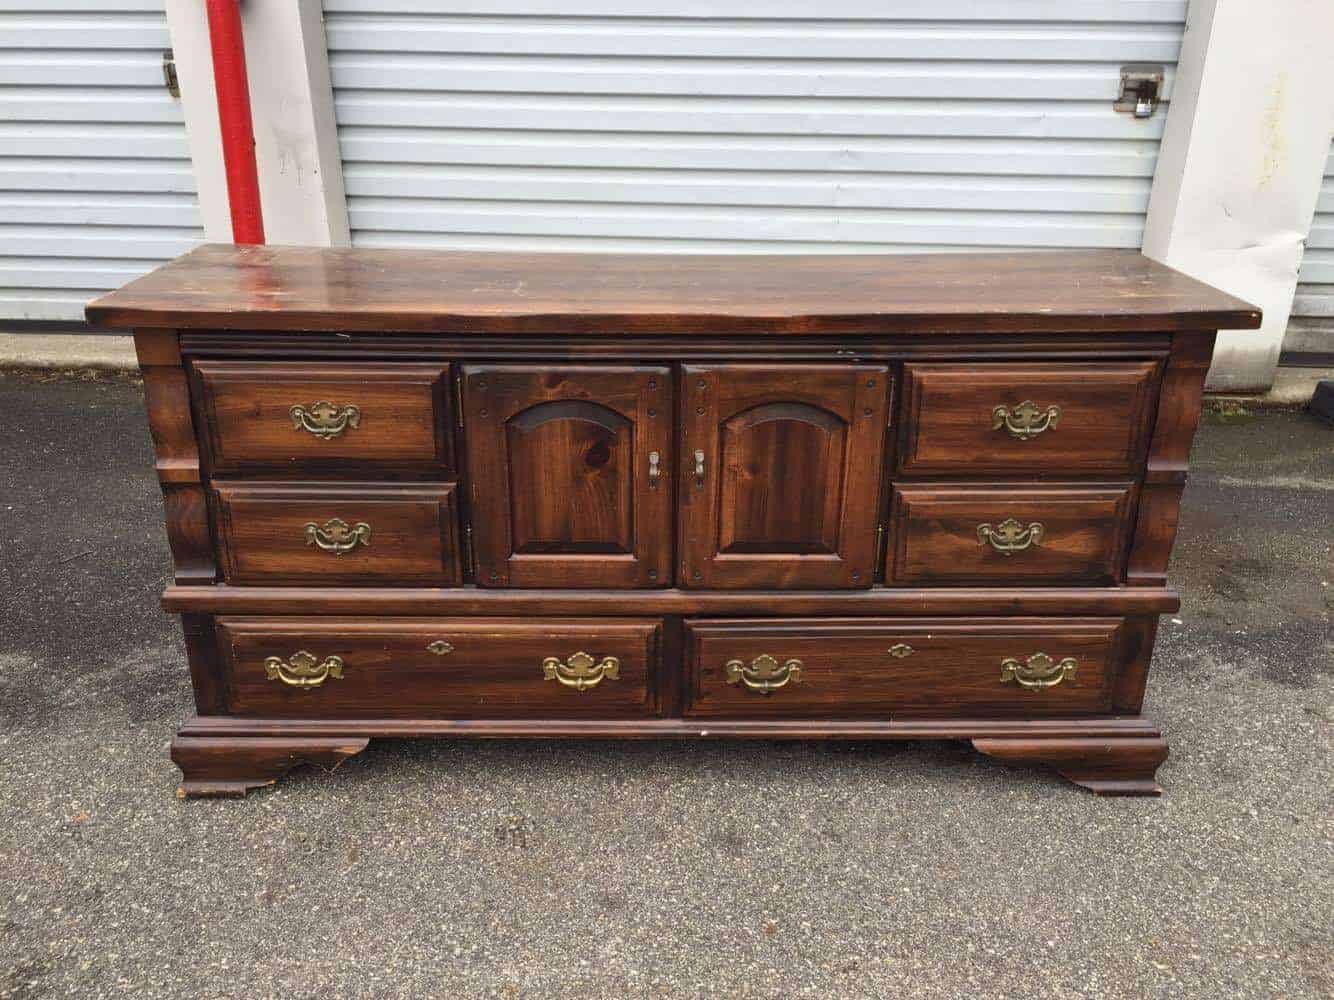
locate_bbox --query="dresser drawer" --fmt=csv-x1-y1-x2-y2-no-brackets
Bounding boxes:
218,617,660,718
193,361,453,475
887,484,1134,585
898,361,1159,476
213,483,461,585
685,618,1122,718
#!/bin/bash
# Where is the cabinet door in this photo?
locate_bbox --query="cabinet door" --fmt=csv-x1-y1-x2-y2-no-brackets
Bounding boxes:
463,365,672,588
680,364,890,589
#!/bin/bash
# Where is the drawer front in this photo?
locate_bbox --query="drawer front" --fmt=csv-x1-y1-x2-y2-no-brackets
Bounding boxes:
888,484,1135,585
898,361,1159,476
193,361,452,474
219,617,660,718
214,483,461,585
685,618,1122,718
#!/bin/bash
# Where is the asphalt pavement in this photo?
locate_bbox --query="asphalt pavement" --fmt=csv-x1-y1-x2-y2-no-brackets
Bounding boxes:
0,368,1330,999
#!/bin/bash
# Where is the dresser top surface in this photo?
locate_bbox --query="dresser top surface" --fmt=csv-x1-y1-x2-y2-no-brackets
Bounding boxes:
87,245,1261,335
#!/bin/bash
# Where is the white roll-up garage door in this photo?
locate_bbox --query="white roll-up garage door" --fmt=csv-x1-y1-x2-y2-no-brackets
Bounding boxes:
0,1,202,322
324,0,1185,255
1292,141,1334,319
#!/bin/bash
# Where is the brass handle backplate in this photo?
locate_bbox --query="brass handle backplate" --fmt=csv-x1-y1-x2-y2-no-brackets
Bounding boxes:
264,650,345,690
542,651,620,691
725,654,803,695
992,400,1060,440
304,517,371,554
648,450,661,489
290,400,361,439
977,517,1044,555
1001,652,1076,690
888,643,914,659
694,449,706,489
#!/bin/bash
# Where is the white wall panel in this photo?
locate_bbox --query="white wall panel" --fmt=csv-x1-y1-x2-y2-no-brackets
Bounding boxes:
324,0,1185,256
0,2,202,321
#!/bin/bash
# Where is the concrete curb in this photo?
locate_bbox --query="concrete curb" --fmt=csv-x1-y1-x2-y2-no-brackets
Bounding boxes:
0,333,136,370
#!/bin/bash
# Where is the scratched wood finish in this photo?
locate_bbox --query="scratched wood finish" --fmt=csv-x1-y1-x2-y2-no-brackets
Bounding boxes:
88,245,1261,335
463,365,672,588
217,617,660,718
887,483,1136,585
212,482,460,586
897,362,1160,477
192,361,453,475
685,618,1122,718
680,365,889,589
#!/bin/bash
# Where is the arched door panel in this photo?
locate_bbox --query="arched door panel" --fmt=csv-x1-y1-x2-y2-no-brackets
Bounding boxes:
680,365,890,589
464,365,672,588
716,402,848,556
506,400,634,555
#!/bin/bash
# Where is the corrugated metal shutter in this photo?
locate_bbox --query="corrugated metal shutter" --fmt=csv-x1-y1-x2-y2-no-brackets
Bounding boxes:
324,0,1184,255
0,1,202,321
1292,141,1334,318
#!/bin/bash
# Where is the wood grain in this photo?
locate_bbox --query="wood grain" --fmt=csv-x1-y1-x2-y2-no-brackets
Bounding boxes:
1127,332,1215,586
212,482,460,586
897,361,1160,477
192,360,452,476
89,245,1262,335
134,329,216,585
680,364,889,589
972,735,1168,796
217,616,660,719
171,735,369,798
685,617,1121,718
463,364,672,588
887,483,1136,585
160,584,1182,617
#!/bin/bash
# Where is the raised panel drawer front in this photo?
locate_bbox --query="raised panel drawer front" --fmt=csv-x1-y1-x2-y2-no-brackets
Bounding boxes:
680,364,890,589
463,364,673,589
193,361,452,475
898,361,1159,476
213,483,460,586
218,617,660,718
685,618,1122,718
888,484,1135,585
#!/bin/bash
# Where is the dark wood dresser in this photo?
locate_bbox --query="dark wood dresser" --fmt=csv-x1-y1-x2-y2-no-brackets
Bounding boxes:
87,246,1260,797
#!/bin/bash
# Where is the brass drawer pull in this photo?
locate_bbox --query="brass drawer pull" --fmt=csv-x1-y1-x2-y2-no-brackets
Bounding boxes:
648,450,661,489
977,517,1043,555
304,517,371,554
264,650,345,690
694,448,706,489
290,400,361,439
542,651,620,691
888,643,914,658
426,640,453,655
725,654,803,695
1001,652,1076,690
992,400,1060,440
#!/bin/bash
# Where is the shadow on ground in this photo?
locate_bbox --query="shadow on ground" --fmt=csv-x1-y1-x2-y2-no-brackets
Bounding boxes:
0,369,1330,1000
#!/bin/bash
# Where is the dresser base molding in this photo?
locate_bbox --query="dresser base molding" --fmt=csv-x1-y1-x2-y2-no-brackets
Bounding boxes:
971,736,1168,796
170,735,370,798
171,715,1167,798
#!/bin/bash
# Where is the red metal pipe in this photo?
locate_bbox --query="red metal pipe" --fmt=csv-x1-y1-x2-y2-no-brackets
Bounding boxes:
204,0,265,244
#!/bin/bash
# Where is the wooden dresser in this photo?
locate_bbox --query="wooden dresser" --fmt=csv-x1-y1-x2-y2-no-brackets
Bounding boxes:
87,246,1260,797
